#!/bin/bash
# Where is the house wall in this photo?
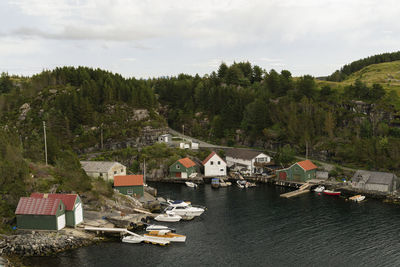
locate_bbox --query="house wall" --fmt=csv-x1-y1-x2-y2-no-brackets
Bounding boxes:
204,154,226,177
169,162,197,178
17,215,58,230
115,185,144,197
365,183,390,193
107,164,126,182
276,164,316,182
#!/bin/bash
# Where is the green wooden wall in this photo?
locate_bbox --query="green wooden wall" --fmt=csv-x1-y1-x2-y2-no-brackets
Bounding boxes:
115,185,144,197
276,164,316,182
169,161,197,177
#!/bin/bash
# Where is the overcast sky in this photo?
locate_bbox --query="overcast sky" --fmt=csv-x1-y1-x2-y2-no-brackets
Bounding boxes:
0,0,399,78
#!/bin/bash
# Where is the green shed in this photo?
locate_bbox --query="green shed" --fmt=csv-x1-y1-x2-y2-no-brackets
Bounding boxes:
276,160,318,182
114,175,144,197
31,193,83,227
169,157,198,178
15,197,66,230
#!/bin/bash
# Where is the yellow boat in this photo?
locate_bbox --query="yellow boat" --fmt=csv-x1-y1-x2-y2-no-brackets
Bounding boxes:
144,230,186,242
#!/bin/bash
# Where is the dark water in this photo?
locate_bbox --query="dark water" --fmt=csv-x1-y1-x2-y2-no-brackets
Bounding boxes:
25,184,400,267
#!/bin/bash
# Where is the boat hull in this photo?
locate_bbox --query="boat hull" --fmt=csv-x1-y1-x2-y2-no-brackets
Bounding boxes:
144,234,186,242
323,190,341,196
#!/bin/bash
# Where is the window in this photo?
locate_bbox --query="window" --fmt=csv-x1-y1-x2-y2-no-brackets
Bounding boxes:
218,161,221,165
220,169,224,172
176,164,180,169
114,171,117,174
210,161,214,165
121,169,123,172
100,173,103,177
127,189,133,195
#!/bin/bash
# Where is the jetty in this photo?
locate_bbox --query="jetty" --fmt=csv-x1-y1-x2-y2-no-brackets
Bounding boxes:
84,226,170,245
280,183,311,198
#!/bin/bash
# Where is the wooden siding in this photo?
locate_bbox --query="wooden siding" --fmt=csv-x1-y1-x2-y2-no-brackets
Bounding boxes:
276,163,316,182
115,185,144,197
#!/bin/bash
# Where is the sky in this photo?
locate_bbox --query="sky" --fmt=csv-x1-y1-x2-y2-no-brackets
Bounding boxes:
0,0,399,78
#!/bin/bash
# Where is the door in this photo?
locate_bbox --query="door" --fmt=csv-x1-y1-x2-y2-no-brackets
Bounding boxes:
175,172,181,178
181,172,188,179
74,203,83,225
57,214,66,230
279,172,287,180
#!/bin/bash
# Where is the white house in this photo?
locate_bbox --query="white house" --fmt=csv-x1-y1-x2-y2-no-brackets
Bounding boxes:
80,161,126,182
202,151,227,177
225,149,271,175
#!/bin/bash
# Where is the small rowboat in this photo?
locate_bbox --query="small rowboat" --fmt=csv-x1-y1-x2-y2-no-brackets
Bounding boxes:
185,182,197,188
349,195,365,202
323,190,341,196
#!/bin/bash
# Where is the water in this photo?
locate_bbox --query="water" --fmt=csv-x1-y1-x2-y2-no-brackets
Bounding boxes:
25,184,400,266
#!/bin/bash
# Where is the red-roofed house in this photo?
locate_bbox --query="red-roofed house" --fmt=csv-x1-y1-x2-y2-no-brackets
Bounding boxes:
202,152,227,177
30,193,83,227
169,157,199,178
276,160,318,182
15,197,66,230
113,175,144,197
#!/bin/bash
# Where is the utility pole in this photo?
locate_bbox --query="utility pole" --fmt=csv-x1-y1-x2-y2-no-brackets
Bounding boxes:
43,121,48,165
143,158,146,186
100,124,104,150
305,141,308,160
182,124,185,136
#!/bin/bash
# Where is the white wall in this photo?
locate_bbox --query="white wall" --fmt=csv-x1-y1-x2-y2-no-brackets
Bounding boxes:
227,153,270,175
204,154,227,177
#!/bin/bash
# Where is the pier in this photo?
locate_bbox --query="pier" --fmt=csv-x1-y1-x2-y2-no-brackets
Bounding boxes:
280,183,311,198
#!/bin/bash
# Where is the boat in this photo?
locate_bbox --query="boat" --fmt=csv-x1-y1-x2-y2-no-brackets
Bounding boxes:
146,224,176,232
236,180,244,188
144,230,186,242
122,235,144,244
323,190,341,196
349,195,365,202
185,181,197,188
245,182,256,188
154,211,182,222
211,178,220,189
314,185,325,192
164,202,205,217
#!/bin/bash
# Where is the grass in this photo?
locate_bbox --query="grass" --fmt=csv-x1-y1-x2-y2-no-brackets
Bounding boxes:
316,60,400,95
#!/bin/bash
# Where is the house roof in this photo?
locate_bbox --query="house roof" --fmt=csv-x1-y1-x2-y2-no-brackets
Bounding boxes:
297,160,318,171
80,161,123,173
351,170,396,185
202,151,226,165
225,149,267,160
178,157,196,168
30,193,78,211
15,197,62,216
114,175,144,187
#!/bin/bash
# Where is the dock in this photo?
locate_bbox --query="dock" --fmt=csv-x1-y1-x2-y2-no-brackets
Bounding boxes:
280,183,311,198
84,227,170,245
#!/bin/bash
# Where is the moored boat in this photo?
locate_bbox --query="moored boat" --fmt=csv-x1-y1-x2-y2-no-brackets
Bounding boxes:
323,190,341,196
122,235,144,244
314,185,325,193
185,182,197,188
349,195,365,202
211,178,220,188
154,211,182,222
144,230,186,242
146,224,176,232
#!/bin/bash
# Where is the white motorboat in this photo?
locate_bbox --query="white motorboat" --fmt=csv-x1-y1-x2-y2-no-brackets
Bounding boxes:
122,235,144,244
314,185,325,192
349,195,366,202
165,201,205,217
154,211,182,222
185,182,197,188
146,224,175,232
144,230,186,242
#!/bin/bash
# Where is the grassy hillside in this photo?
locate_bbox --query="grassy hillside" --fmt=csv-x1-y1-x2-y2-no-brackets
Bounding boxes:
317,60,400,93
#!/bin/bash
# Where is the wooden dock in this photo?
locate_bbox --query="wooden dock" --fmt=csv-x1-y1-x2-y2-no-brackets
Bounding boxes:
280,183,311,198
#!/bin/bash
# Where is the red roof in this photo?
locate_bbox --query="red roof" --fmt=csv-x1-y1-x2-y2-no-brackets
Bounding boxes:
15,197,62,215
114,175,143,187
297,160,318,171
30,193,78,211
178,157,196,168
